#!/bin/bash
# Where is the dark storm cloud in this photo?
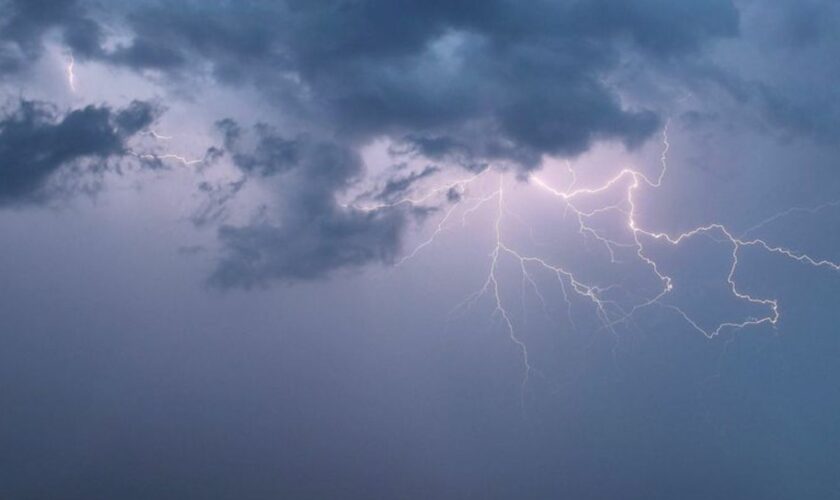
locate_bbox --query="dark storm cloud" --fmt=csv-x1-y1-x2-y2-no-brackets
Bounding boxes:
0,0,105,74
210,121,407,288
190,178,246,228
93,0,743,167
0,100,157,204
217,119,301,178
669,0,840,146
1,0,750,284
750,1,840,144
85,0,741,285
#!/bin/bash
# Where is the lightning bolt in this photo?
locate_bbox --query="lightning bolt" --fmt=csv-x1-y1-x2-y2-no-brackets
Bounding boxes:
530,121,838,338
130,131,208,167
145,130,173,141
59,53,202,168
66,53,76,92
132,152,206,167
59,51,204,167
394,119,839,401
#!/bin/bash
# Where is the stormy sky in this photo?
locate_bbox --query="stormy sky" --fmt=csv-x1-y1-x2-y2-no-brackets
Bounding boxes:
2,1,840,498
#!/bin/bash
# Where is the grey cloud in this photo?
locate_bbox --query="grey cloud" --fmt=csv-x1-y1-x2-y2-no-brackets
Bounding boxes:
0,0,105,74
94,0,742,286
375,165,440,202
218,119,301,178
210,122,407,288
114,100,159,135
0,99,158,204
753,84,840,144
213,208,405,288
191,178,246,228
82,1,743,169
2,0,754,285
669,1,840,146
108,38,186,71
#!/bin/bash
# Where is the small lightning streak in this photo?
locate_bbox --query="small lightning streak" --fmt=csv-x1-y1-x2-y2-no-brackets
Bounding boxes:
393,172,497,265
130,130,210,167
145,130,174,141
396,201,463,265
129,150,207,167
740,199,840,238
346,170,488,213
459,175,532,405
137,153,205,167
66,53,76,92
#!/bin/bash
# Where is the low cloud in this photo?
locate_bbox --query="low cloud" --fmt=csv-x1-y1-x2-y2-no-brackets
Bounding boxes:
210,121,408,288
0,99,158,205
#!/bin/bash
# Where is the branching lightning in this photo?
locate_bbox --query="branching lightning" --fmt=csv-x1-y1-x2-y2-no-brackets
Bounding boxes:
382,120,840,396
130,131,208,167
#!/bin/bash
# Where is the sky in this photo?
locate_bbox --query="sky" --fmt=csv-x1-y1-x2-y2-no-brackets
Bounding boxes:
1,1,840,498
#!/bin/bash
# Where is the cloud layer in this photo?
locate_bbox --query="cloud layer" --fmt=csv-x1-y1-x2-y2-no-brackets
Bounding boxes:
6,0,839,286
211,121,407,287
105,1,738,164
0,100,156,205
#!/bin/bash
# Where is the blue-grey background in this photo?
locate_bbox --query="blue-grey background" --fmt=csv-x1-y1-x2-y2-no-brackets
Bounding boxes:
1,1,839,498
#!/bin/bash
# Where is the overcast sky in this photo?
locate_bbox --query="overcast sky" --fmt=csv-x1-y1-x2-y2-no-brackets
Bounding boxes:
2,1,840,498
